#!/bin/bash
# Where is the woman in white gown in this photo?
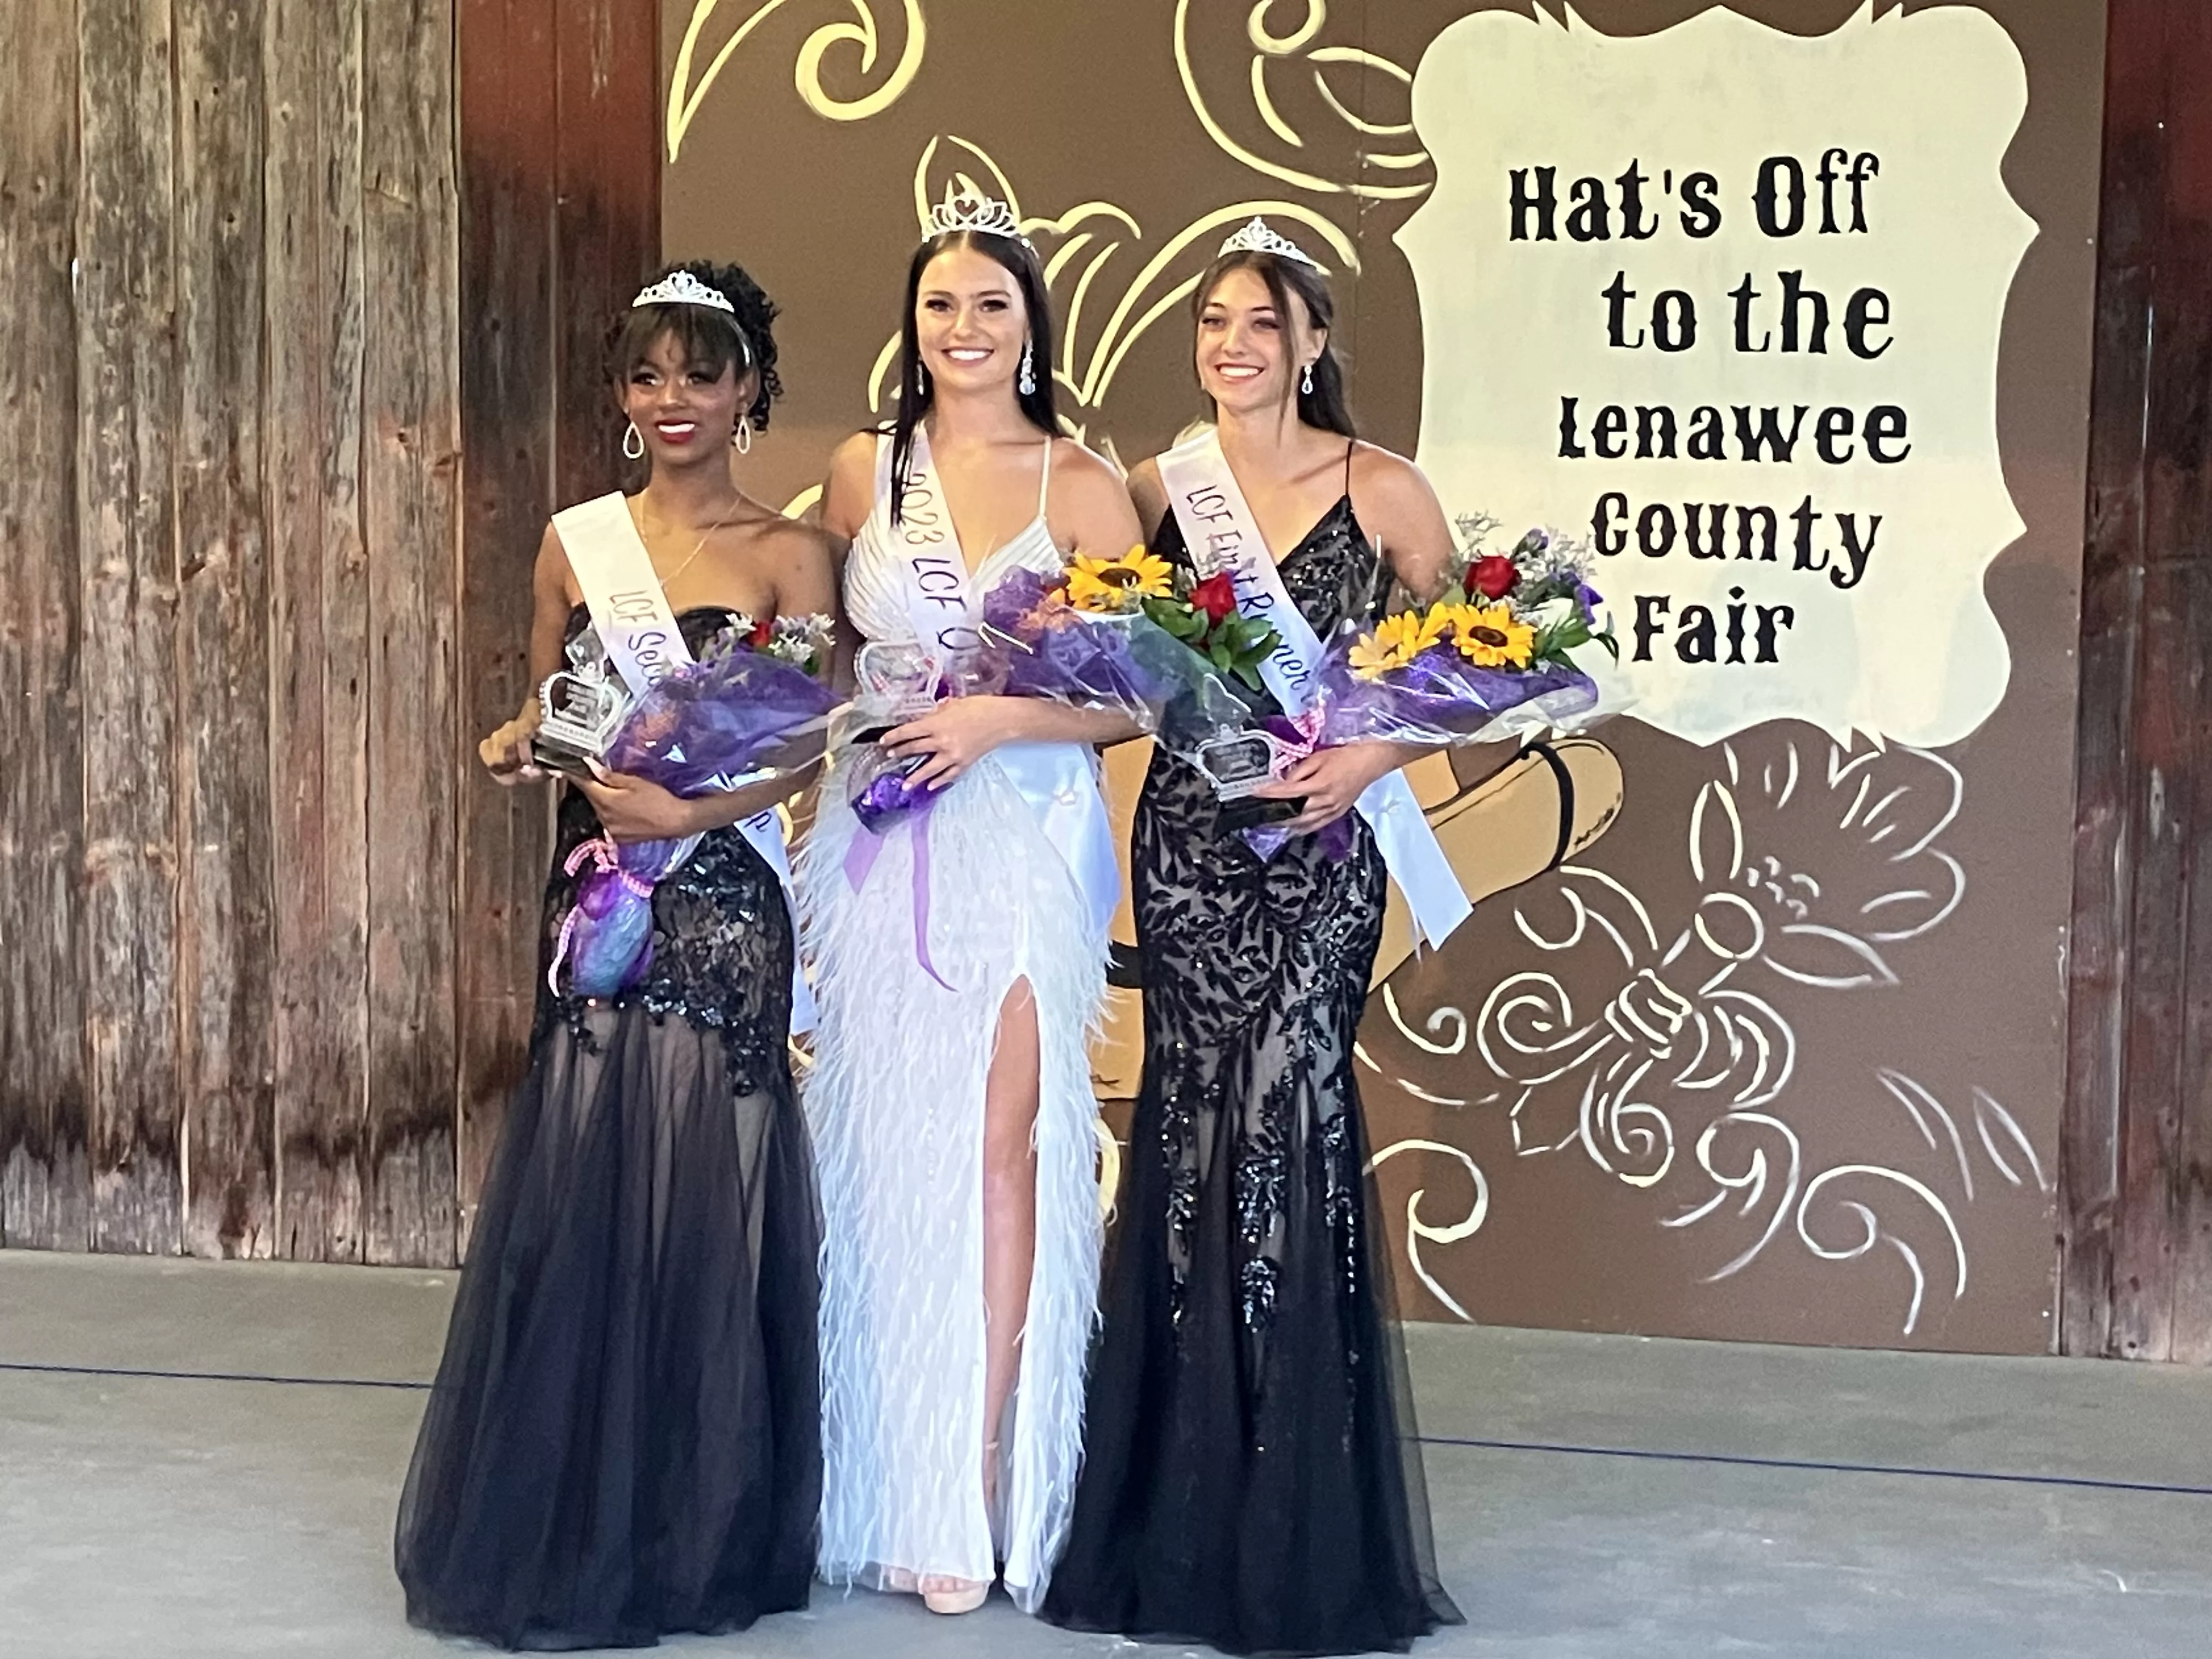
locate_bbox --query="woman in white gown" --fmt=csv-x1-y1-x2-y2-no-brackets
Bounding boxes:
801,193,1143,1616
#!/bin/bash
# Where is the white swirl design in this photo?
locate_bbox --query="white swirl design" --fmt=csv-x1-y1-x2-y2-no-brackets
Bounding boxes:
1373,735,2045,1341
668,1,927,162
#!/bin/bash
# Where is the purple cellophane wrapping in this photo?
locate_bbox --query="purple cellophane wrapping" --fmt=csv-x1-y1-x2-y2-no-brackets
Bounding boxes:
979,566,1238,730
1238,640,1600,866
848,746,935,832
556,650,836,999
1312,641,1600,750
605,649,839,795
558,836,692,999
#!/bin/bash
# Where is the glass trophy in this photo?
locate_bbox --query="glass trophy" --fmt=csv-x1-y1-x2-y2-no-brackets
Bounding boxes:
532,627,632,776
852,640,943,730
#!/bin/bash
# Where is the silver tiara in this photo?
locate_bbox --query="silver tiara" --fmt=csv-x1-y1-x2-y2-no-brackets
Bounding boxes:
927,182,1025,243
1217,216,1324,273
632,270,736,314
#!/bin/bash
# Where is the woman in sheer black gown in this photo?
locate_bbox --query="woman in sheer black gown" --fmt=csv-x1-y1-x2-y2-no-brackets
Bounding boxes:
1042,234,1464,1656
395,263,833,1650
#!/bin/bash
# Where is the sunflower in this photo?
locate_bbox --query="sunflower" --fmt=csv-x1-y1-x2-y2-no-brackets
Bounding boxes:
1064,548,1173,613
1348,607,1448,680
1447,601,1536,669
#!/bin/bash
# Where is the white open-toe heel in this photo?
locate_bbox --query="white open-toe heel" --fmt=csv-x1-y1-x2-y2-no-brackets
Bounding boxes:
921,1581,989,1615
919,1436,1005,1615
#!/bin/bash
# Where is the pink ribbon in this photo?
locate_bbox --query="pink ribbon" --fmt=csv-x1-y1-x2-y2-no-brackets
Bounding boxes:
842,808,955,992
546,836,657,996
1267,703,1330,761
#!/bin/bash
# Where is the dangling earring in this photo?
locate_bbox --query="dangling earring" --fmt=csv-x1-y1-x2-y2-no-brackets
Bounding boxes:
733,416,753,456
1018,340,1036,398
1301,362,1314,396
622,420,645,460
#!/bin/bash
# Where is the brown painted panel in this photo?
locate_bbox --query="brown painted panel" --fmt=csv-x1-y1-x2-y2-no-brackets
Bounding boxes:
360,0,462,1266
175,0,277,1260
455,0,561,1248
0,0,90,1250
76,0,182,1256
666,0,2106,1353
266,0,374,1263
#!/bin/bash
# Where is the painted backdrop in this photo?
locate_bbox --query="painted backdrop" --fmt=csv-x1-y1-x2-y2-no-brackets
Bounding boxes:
662,0,2106,1353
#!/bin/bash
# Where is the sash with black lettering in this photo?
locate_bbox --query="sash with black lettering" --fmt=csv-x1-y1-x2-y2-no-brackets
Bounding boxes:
1156,431,1472,948
873,432,1120,938
552,492,817,1030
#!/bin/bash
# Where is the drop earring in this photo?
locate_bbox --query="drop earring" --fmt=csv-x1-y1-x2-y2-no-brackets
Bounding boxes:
1018,340,1036,397
733,416,753,456
1300,362,1314,396
622,420,645,460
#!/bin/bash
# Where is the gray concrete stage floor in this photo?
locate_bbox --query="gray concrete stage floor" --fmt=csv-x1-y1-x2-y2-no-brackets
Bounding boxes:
3,1251,2209,1658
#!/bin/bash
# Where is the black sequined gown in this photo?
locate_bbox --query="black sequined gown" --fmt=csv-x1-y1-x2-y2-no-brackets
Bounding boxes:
396,607,821,1651
1042,499,1462,1657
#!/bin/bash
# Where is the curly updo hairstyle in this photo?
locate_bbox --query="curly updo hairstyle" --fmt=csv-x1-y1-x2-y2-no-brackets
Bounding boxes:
607,258,783,430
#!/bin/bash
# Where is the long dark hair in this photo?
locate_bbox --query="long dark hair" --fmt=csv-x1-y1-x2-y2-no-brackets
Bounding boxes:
607,258,783,430
887,229,1059,523
1195,249,1356,438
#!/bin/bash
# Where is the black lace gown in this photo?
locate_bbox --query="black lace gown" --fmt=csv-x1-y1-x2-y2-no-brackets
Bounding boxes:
396,607,821,1651
1042,501,1462,1656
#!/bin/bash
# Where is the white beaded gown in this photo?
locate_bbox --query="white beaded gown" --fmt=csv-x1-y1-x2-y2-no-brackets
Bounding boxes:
798,435,1110,1611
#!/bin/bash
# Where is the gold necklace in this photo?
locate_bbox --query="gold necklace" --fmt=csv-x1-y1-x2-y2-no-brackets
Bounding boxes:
642,492,742,595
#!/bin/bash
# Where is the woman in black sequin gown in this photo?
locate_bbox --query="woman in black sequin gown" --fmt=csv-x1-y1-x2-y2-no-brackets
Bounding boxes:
395,264,833,1650
1042,239,1464,1656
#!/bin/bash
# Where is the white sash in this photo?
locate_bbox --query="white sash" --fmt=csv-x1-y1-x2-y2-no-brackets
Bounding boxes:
1157,432,1472,950
552,493,817,1031
873,434,1120,939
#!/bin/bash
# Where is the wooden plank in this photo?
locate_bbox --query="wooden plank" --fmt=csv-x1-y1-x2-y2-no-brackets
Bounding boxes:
2061,0,2160,1357
175,0,275,1259
553,0,661,503
0,0,90,1250
2175,556,2212,1363
2099,1,2187,1364
2064,0,2212,1364
265,0,371,1261
360,0,462,1266
2158,0,2212,1365
454,0,560,1251
76,0,182,1256
2111,505,2190,1362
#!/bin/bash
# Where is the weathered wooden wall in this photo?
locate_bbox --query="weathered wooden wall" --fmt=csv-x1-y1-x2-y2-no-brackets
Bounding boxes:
2061,0,2212,1361
0,0,656,1265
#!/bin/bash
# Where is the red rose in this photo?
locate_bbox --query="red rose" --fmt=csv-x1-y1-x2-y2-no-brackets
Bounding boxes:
748,616,775,647
1190,572,1238,625
1467,555,1519,600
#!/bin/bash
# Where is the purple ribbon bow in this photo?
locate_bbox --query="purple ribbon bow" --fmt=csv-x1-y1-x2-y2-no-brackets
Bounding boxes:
842,770,955,992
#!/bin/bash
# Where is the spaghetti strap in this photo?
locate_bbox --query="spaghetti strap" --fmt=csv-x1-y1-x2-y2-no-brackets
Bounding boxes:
1037,436,1056,517
1342,437,1355,498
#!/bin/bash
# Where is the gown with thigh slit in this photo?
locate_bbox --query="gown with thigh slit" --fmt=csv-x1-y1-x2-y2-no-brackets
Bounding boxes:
799,435,1111,1611
1041,491,1464,1657
395,604,821,1652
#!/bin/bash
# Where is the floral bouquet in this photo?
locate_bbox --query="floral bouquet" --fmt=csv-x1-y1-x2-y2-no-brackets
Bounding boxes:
549,613,838,998
1329,516,1615,748
1238,524,1613,860
843,549,1272,832
1043,549,1293,820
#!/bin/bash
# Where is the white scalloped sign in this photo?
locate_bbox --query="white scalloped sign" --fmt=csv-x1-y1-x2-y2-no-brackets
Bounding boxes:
1400,3,2035,747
